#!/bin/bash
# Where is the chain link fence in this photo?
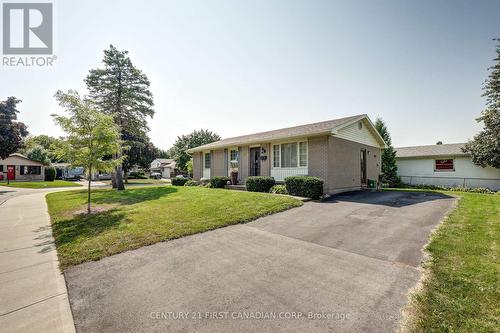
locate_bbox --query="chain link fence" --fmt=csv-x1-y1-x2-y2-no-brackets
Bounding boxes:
400,175,500,191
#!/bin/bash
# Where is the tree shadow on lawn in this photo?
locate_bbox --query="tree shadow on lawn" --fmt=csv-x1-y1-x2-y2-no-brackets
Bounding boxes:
52,209,127,246
53,187,178,246
90,186,178,205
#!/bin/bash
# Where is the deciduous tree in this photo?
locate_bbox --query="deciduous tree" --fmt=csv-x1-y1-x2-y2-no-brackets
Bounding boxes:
463,38,500,168
0,97,28,159
169,130,220,171
53,90,121,214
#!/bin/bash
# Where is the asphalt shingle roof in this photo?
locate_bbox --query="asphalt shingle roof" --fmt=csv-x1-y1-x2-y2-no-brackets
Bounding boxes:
187,114,367,152
395,143,468,158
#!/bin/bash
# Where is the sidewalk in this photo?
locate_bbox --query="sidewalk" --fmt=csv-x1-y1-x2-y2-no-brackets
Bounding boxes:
0,190,75,333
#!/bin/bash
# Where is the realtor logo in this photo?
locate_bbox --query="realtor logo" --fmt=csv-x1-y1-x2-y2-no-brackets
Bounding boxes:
2,2,53,54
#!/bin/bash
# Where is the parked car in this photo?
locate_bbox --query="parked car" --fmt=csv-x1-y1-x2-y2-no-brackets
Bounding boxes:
150,172,162,179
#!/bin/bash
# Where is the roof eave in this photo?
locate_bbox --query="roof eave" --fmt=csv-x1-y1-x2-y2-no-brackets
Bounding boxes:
186,131,334,153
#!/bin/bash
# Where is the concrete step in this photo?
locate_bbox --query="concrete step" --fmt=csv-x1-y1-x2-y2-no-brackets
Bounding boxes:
225,184,247,191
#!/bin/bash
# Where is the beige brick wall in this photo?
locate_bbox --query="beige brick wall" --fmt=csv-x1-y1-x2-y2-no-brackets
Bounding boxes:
211,149,226,177
239,146,249,182
308,136,329,184
327,136,381,193
192,152,202,180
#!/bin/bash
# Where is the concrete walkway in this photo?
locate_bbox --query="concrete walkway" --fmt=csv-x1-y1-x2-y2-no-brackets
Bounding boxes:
0,188,75,333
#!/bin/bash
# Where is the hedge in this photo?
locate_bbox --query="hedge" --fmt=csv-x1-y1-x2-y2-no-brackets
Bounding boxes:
129,171,147,179
171,177,189,186
44,166,56,181
246,176,275,192
284,176,324,199
184,180,199,186
209,176,231,188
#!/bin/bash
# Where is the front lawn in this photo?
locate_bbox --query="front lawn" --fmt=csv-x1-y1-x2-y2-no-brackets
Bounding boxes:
0,180,82,188
47,186,302,269
100,178,168,186
389,189,500,333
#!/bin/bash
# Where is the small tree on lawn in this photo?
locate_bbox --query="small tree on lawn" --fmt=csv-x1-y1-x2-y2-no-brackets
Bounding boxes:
52,90,121,214
463,38,500,168
374,117,399,185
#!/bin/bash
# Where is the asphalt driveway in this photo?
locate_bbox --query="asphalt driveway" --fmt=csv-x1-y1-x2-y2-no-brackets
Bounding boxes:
65,191,456,333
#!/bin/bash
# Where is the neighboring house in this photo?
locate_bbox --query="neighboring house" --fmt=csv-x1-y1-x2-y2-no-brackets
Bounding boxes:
187,114,386,194
150,158,177,179
52,163,85,180
395,143,500,190
0,153,45,181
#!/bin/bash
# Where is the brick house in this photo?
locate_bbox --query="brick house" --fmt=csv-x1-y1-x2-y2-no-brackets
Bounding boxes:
0,153,45,181
187,114,387,194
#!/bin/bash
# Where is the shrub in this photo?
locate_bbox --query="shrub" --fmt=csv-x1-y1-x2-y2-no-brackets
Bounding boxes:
44,166,56,181
246,176,275,192
171,177,189,186
284,176,324,199
269,184,288,195
199,177,210,186
209,176,231,188
399,183,497,195
129,171,147,179
184,180,199,186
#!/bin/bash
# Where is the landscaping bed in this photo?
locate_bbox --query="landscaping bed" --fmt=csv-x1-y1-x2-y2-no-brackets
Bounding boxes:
47,186,302,268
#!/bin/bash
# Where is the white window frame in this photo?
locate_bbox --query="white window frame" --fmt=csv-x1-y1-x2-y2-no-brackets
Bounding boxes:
271,140,308,169
230,149,239,163
204,152,211,169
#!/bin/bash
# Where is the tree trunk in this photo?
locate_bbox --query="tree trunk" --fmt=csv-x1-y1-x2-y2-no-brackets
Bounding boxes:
87,165,92,214
111,153,117,188
115,164,125,190
111,171,117,188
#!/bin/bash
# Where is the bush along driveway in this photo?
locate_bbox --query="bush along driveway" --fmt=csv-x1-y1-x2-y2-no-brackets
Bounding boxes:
46,186,302,268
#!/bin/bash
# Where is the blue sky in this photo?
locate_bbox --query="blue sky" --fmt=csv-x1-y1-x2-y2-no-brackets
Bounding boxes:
1,0,499,150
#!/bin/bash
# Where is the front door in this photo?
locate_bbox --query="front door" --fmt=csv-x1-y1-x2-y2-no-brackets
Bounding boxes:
249,147,261,176
360,149,367,185
7,165,15,180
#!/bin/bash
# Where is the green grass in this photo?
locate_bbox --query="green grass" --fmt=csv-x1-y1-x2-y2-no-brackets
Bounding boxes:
100,178,168,185
386,189,499,333
0,180,82,188
46,186,302,269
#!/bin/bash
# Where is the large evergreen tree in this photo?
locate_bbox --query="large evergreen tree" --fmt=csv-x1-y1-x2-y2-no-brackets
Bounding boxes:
463,38,500,168
0,97,28,159
85,45,154,190
374,117,399,185
169,130,220,171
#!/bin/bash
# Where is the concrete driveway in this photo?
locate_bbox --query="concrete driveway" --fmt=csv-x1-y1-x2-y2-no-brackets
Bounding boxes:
65,191,456,333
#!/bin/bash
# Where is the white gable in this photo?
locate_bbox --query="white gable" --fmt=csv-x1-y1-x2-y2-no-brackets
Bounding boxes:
334,119,381,147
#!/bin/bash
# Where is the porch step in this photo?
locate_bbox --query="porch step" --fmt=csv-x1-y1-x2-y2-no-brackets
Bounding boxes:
225,184,247,191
